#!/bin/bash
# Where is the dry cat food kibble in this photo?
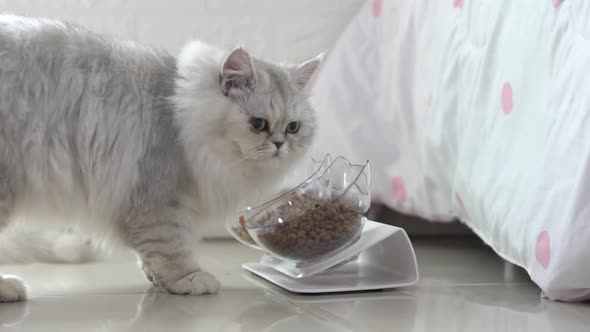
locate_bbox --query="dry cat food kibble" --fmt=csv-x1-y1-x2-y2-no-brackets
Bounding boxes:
231,215,256,245
253,193,363,261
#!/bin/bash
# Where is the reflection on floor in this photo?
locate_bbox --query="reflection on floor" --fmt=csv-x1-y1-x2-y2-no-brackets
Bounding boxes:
1,237,589,331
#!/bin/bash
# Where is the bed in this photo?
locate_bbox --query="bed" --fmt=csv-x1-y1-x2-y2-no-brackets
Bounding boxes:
311,0,590,302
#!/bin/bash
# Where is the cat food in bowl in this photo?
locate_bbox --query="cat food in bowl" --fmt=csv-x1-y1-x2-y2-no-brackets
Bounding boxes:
233,155,371,264
230,215,257,247
251,193,364,261
227,154,333,249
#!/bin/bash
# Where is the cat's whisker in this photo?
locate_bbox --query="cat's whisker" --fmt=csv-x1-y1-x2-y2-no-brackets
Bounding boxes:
231,145,273,166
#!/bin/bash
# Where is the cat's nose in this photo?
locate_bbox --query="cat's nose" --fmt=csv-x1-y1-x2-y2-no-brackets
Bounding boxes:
273,141,284,150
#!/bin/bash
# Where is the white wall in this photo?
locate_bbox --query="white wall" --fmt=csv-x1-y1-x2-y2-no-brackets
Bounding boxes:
1,0,364,62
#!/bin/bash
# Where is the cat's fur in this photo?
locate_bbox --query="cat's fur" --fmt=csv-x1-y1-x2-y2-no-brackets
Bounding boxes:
0,15,321,302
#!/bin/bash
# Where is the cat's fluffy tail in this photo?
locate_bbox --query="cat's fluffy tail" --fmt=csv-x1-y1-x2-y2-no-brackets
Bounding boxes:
0,226,102,264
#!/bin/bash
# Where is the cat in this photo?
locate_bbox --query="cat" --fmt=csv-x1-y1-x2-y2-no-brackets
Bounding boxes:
0,15,322,302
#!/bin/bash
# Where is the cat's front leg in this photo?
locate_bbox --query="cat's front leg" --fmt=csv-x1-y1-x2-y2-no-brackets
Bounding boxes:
124,211,220,295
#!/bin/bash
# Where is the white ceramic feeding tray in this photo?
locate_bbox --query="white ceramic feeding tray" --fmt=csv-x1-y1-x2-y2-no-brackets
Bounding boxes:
242,219,419,293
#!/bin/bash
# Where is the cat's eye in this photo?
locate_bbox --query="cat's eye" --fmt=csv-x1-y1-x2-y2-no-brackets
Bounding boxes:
250,117,268,132
286,121,300,134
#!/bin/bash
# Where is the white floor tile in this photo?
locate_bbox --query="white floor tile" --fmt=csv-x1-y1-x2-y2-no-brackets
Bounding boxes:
1,290,344,332
1,237,588,331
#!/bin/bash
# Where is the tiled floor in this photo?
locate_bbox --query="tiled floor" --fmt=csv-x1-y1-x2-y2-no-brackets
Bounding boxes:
1,237,589,331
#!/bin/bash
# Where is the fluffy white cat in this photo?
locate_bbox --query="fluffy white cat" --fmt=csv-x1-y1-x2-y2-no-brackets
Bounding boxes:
0,15,322,302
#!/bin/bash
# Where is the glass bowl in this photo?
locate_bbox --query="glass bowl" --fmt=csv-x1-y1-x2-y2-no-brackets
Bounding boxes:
227,154,371,265
226,154,333,248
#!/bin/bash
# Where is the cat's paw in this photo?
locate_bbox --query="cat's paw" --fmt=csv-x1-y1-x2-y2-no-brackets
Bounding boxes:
159,271,220,295
0,275,28,303
138,259,155,284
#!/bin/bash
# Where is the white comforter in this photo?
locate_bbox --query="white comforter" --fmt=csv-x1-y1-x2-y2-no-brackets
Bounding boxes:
311,0,590,302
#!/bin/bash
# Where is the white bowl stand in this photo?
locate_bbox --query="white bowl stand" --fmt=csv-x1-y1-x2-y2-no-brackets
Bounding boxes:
242,220,419,293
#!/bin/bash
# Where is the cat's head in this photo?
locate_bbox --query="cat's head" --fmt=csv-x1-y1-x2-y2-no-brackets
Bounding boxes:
173,42,323,179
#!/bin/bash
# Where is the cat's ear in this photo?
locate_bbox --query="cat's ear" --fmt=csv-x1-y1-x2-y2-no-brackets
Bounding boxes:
292,52,325,90
220,47,256,96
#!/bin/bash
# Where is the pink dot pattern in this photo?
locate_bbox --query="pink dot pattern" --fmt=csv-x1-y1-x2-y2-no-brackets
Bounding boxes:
552,0,563,8
502,82,513,115
392,176,407,202
453,0,464,9
373,0,383,17
536,231,551,269
456,193,464,207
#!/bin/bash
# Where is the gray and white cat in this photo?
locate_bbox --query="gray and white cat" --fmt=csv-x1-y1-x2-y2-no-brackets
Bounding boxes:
0,15,322,302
